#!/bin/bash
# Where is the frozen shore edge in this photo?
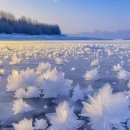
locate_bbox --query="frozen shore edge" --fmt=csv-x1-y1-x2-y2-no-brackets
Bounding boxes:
0,34,103,41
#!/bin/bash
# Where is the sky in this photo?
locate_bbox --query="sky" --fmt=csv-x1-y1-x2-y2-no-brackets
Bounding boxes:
0,0,130,34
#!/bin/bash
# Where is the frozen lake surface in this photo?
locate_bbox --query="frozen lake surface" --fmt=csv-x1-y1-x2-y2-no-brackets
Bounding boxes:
0,40,130,130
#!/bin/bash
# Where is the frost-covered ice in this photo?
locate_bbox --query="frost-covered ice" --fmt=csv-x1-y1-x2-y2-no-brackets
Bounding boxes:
0,40,130,130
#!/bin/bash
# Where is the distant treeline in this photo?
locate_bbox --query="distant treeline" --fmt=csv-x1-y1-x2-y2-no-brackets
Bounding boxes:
0,11,61,35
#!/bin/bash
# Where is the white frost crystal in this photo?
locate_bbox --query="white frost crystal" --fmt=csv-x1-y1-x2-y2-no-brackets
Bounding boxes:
71,67,76,71
43,69,73,98
7,62,73,99
12,99,32,114
128,81,130,89
7,68,38,91
117,70,127,80
7,70,20,91
117,69,130,80
9,55,20,65
0,67,5,74
34,119,48,129
71,85,84,102
113,64,122,72
36,62,51,74
25,86,40,98
91,59,99,66
55,57,63,64
13,118,33,130
83,68,99,80
47,101,84,130
14,86,40,98
14,88,26,98
81,83,130,130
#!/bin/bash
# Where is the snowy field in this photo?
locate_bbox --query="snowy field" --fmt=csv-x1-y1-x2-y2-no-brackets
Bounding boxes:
0,40,130,130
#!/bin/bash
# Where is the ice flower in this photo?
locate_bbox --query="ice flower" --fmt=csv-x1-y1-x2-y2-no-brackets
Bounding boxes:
7,68,38,91
71,67,76,71
81,83,130,130
83,68,99,80
36,62,51,74
0,60,3,65
91,59,99,66
128,81,130,89
34,119,48,130
12,99,32,114
14,87,40,99
7,62,72,99
25,86,40,98
7,70,20,91
117,69,130,80
43,69,72,98
14,88,26,98
9,55,20,65
113,64,122,72
71,85,84,102
13,118,33,130
46,101,84,130
39,68,57,80
84,85,94,96
55,57,63,64
117,70,127,80
84,47,90,52
0,67,5,74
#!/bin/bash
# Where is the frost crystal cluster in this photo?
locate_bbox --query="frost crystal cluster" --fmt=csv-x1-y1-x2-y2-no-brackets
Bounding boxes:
81,83,130,130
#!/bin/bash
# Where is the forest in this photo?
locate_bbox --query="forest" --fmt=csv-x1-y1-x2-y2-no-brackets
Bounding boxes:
0,11,61,35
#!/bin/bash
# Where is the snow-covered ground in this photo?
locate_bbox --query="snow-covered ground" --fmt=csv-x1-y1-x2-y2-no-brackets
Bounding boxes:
0,40,130,130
